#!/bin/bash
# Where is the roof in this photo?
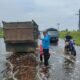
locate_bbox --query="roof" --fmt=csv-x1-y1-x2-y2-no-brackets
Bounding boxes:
2,20,38,28
46,28,58,31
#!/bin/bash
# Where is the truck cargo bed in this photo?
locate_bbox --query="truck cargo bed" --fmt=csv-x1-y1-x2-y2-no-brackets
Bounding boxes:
3,20,39,52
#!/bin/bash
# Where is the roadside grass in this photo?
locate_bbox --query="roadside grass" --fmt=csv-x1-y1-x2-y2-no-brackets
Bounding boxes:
0,28,3,38
60,31,80,46
0,31,3,38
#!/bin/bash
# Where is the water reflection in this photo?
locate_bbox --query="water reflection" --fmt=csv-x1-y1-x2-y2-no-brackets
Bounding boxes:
0,38,8,79
39,63,51,80
62,58,75,80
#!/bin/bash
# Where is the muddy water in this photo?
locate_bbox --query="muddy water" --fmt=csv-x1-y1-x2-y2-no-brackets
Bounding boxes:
0,38,12,79
39,39,80,80
0,38,7,79
0,38,80,80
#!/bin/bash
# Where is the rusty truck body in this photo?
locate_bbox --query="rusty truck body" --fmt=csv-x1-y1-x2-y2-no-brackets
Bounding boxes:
3,20,39,52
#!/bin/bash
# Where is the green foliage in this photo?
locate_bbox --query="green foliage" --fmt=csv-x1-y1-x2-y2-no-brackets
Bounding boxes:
60,31,80,46
0,27,3,38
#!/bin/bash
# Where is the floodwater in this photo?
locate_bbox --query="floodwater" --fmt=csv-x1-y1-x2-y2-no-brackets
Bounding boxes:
38,39,80,80
0,38,7,79
0,38,80,80
0,38,12,80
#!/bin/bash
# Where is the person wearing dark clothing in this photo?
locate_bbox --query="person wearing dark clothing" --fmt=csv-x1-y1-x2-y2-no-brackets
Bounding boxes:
43,49,50,66
65,35,72,41
65,32,73,49
41,31,50,66
65,32,72,42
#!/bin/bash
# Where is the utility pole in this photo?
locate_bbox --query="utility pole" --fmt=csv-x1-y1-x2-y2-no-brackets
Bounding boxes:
57,23,60,31
76,9,80,31
79,9,80,31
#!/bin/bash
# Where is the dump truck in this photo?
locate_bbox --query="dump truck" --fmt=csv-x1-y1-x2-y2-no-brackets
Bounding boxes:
3,20,39,52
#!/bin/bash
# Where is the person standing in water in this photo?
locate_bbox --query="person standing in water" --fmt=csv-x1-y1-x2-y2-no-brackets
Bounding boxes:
41,31,50,67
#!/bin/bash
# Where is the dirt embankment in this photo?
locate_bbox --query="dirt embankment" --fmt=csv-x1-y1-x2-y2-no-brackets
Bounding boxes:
5,53,38,80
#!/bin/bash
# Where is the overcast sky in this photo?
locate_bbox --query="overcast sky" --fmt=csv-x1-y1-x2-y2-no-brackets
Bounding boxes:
0,0,80,30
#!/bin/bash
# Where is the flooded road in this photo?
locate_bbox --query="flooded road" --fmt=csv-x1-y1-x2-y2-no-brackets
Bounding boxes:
0,38,7,79
0,38,12,79
0,38,80,80
39,39,80,80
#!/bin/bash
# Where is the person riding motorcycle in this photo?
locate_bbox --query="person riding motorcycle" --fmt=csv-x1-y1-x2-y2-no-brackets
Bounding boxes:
65,32,72,42
65,32,76,56
65,32,72,49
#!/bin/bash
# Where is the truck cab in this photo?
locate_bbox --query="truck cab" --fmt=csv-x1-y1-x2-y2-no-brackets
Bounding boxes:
47,28,59,43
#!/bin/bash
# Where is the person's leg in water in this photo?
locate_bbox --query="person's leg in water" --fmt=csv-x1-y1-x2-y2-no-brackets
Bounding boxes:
40,54,43,62
40,44,43,63
43,49,49,67
44,54,48,66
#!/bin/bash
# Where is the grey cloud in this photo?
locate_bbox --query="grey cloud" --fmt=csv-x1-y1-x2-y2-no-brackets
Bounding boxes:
0,0,80,30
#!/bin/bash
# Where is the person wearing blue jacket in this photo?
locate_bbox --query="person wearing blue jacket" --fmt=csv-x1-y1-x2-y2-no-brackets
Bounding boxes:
41,31,50,67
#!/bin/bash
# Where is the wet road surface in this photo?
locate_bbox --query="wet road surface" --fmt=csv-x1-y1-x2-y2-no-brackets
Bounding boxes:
0,38,80,80
0,38,12,79
0,38,7,79
38,39,80,80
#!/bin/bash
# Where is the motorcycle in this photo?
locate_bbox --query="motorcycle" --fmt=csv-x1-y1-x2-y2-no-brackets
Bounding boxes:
64,39,76,56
